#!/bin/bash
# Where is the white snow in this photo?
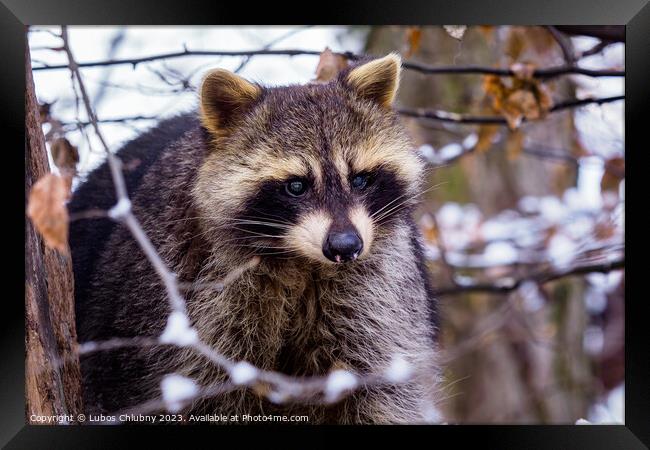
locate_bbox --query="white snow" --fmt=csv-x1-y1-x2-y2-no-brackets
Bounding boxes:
587,384,624,424
539,196,567,223
482,241,518,266
583,286,608,315
228,361,258,386
462,204,483,228
453,274,475,286
438,143,463,161
583,325,604,355
324,370,358,402
518,195,540,214
462,132,478,149
518,281,545,312
159,311,199,346
418,144,438,164
437,203,464,229
267,391,288,404
384,355,413,383
547,233,578,269
161,374,199,413
107,197,132,220
586,271,623,294
575,159,605,210
78,341,98,353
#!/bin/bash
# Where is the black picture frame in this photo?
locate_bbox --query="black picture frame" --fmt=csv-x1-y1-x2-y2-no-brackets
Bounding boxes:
3,0,647,448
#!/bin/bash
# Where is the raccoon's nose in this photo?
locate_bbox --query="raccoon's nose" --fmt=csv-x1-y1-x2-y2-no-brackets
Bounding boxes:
323,231,363,263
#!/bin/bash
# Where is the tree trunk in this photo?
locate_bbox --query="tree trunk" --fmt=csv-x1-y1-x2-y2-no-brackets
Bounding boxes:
25,38,83,423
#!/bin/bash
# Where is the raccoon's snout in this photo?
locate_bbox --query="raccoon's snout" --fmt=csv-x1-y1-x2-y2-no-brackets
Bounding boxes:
323,230,363,263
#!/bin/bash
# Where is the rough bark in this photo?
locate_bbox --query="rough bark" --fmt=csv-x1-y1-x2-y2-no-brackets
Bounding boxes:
25,40,83,423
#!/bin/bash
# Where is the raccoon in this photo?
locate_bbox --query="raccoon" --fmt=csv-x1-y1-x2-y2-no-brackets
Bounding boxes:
70,54,440,424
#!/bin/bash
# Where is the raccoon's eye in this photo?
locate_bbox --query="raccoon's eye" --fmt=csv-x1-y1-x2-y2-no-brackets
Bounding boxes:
351,173,370,190
285,178,309,197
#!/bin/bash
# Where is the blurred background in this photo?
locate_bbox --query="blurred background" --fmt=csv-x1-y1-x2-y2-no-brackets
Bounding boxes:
28,25,625,424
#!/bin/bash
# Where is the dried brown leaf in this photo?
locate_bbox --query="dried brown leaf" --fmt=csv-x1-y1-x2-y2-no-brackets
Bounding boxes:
50,137,79,175
314,47,348,83
27,173,70,253
601,157,625,192
483,74,554,130
404,27,422,58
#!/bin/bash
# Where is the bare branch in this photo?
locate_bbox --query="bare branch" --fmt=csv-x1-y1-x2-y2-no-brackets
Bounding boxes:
577,40,611,59
60,115,158,129
553,25,625,43
398,95,624,126
61,95,624,135
546,26,576,67
432,258,624,296
32,47,625,79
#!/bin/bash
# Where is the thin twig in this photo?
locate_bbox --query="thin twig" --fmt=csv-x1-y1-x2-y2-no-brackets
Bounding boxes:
432,258,624,296
398,95,624,126
61,95,624,133
62,25,186,313
546,26,576,67
32,47,625,78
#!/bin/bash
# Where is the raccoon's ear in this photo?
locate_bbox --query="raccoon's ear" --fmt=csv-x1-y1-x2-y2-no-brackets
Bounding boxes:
344,53,401,108
200,68,262,135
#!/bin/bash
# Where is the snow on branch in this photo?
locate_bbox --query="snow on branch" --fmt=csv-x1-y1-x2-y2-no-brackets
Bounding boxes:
431,257,624,296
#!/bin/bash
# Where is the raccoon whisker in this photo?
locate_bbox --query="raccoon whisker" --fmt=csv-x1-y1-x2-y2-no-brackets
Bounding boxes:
235,243,294,250
182,222,288,244
240,214,296,226
370,192,412,220
158,216,205,226
231,226,286,240
206,218,294,231
257,250,300,256
238,246,301,258
181,225,225,242
211,235,284,248
196,218,290,229
180,224,272,245
246,209,298,225
370,182,444,219
438,374,472,393
373,183,447,222
374,202,414,222
374,198,416,222
432,390,465,406
161,215,294,232
227,220,292,229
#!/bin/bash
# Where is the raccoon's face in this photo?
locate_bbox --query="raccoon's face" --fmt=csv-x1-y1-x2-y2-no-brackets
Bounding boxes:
195,54,425,266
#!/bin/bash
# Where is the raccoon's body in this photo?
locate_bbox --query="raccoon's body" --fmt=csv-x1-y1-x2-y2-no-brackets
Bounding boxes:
70,55,440,424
